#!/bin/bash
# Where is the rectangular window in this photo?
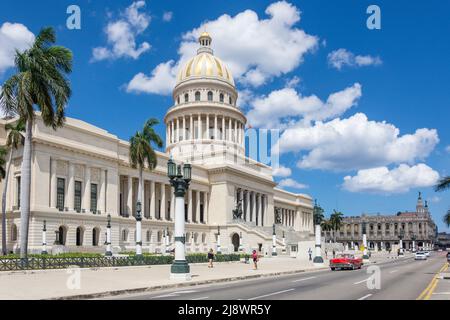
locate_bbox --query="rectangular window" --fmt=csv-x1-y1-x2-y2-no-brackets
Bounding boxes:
16,176,21,209
90,183,98,213
57,178,65,211
74,181,82,212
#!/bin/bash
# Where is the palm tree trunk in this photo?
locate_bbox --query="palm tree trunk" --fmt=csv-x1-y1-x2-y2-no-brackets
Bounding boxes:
1,150,13,255
19,119,32,259
138,168,143,205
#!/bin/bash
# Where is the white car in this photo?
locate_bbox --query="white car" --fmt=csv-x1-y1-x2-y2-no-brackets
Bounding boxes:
415,252,427,260
424,251,430,257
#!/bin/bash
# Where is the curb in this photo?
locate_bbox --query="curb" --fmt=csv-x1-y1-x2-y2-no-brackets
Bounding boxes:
48,266,329,300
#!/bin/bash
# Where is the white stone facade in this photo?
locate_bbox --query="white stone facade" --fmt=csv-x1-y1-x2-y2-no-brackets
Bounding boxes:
0,33,314,255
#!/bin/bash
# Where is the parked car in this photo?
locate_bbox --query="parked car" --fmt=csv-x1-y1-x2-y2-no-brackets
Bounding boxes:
424,251,430,257
330,254,363,271
446,252,450,262
415,252,427,260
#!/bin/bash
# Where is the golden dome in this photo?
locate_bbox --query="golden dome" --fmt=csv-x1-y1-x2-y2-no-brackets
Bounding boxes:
176,33,235,87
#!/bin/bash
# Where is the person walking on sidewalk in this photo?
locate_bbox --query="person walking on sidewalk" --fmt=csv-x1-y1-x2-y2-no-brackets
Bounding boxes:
308,248,312,261
252,250,259,270
207,249,215,268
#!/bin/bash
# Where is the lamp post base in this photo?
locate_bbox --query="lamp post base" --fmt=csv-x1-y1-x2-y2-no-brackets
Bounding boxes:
105,251,112,257
272,252,277,257
171,260,190,274
313,256,324,264
41,251,48,255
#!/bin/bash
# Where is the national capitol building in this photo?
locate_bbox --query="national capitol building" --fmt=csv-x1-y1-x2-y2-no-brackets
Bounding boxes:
0,33,315,255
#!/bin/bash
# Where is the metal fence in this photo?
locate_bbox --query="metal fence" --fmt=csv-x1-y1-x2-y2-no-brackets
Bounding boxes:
0,254,241,271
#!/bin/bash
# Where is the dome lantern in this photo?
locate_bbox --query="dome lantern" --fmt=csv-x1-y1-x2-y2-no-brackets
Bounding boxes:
197,31,213,55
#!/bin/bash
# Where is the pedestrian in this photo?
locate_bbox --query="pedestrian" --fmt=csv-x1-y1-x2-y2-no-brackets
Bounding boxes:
252,250,259,270
332,249,336,259
325,249,328,259
207,249,215,268
308,248,312,261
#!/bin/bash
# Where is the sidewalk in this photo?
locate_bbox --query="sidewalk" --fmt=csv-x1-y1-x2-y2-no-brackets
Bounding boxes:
0,257,328,300
0,252,407,300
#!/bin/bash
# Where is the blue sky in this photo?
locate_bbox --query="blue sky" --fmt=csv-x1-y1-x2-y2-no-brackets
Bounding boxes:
1,0,449,231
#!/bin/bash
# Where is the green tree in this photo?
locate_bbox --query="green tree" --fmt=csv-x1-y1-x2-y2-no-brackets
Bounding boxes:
321,219,333,242
0,27,73,258
1,119,25,255
435,176,450,192
330,210,344,243
129,118,163,216
444,210,450,228
313,200,325,226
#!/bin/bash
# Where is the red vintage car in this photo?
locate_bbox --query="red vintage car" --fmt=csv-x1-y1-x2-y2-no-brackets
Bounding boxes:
330,254,363,271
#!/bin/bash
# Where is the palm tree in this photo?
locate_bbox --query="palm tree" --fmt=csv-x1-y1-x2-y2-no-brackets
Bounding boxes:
313,200,325,226
0,27,73,258
129,118,163,216
321,219,333,242
330,210,344,243
444,210,450,228
1,119,25,255
435,177,450,192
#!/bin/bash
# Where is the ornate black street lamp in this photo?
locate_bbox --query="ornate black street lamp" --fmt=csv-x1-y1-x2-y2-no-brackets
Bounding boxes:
272,224,277,256
167,158,192,280
135,200,143,257
105,214,112,256
41,220,48,255
399,228,405,255
411,233,417,252
313,200,324,264
216,225,221,254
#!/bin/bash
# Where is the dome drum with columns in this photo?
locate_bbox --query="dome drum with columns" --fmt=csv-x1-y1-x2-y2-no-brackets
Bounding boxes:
165,32,246,163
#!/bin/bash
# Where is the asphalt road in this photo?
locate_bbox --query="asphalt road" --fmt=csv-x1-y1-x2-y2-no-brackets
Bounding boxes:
106,252,448,300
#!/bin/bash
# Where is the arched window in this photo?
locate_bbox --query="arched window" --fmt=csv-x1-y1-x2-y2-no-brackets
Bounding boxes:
186,232,191,243
195,91,201,101
157,230,162,243
177,96,180,105
76,227,83,246
194,233,199,244
11,224,18,241
207,91,213,102
229,97,232,105
92,228,100,246
146,230,151,242
202,233,206,244
58,226,66,245
219,93,224,103
184,93,189,103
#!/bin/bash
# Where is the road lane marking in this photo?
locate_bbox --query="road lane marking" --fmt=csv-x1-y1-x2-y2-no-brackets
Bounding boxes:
417,262,449,300
292,276,317,283
358,294,372,300
354,278,370,285
191,297,209,300
389,270,398,274
151,294,178,298
432,292,450,295
248,289,295,300
173,290,197,294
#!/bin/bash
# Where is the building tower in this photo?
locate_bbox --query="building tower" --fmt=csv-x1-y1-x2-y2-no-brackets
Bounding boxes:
164,32,247,164
416,191,426,214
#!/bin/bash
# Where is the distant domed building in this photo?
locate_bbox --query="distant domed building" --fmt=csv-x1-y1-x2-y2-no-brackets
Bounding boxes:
0,33,314,256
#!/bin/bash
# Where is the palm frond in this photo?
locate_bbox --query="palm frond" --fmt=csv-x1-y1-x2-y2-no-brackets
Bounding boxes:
435,176,450,192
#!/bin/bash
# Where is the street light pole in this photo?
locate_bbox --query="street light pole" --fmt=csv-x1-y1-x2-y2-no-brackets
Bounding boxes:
105,214,112,256
239,232,243,252
313,201,324,265
41,220,48,255
362,222,369,260
135,201,143,257
272,224,277,257
217,226,221,254
167,158,192,281
399,229,405,255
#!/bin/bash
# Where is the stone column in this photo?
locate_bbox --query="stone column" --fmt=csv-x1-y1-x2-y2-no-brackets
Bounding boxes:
214,114,218,140
67,163,75,210
245,191,250,222
99,169,106,214
258,194,262,226
127,175,133,216
188,189,193,223
251,192,256,222
203,192,209,224
50,159,57,208
221,117,225,140
83,166,91,212
195,190,200,223
234,120,237,142
170,121,174,144
160,183,166,220
150,180,155,219
197,114,202,140
228,118,232,141
206,114,210,139
183,116,186,141
239,189,244,219
170,189,175,221
190,115,193,140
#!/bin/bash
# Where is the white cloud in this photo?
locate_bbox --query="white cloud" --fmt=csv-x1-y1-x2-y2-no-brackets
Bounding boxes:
162,11,173,22
446,145,450,153
91,1,151,62
429,196,441,204
0,22,35,74
272,166,292,177
276,113,439,171
285,76,301,88
246,83,361,128
343,164,440,194
126,1,318,94
278,178,308,190
127,60,176,95
328,48,382,70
